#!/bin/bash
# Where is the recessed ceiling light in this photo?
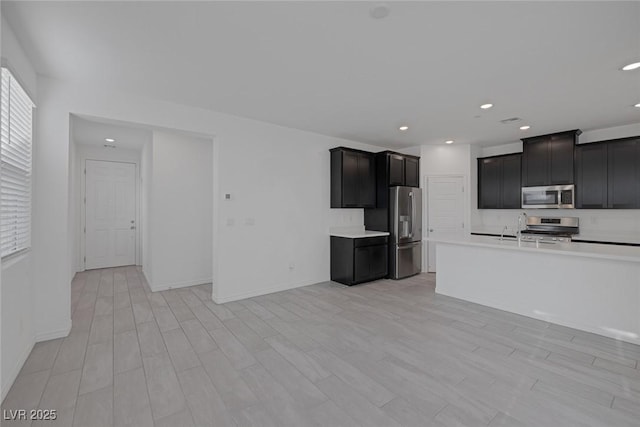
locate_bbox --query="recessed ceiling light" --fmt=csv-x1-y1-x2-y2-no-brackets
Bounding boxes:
445,140,454,144
105,138,115,142
480,103,493,110
622,62,640,71
520,125,531,130
398,126,409,131
635,103,640,108
370,4,390,19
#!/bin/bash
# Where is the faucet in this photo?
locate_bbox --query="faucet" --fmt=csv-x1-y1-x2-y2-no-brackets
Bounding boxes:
500,225,509,241
517,212,528,243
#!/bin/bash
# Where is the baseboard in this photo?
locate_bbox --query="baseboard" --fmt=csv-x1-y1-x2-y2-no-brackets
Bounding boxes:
35,319,71,342
149,277,213,293
141,269,152,290
213,278,319,304
1,336,35,402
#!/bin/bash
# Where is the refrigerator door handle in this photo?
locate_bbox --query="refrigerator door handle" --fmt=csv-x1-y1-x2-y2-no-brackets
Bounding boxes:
408,191,413,239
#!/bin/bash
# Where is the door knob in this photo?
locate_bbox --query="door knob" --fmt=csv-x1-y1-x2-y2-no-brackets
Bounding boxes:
429,229,434,232
130,226,136,230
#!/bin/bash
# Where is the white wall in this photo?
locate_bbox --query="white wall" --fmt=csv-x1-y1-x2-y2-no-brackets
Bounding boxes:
145,131,213,291
0,17,37,401
141,140,153,284
32,75,383,342
420,144,473,230
473,123,640,241
579,123,640,145
0,16,36,100
73,143,144,272
418,144,473,271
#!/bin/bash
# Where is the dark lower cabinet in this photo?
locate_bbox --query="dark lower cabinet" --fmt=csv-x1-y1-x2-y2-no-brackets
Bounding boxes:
575,137,640,209
331,236,388,285
478,153,522,209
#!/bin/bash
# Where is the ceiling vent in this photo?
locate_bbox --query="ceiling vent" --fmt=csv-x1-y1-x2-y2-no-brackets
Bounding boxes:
500,117,523,124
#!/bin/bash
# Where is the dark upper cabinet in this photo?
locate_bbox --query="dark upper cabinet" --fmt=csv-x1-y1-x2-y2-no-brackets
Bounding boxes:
607,138,640,209
550,135,575,184
575,142,607,208
501,154,522,208
522,130,580,186
478,153,521,209
384,152,420,187
574,137,640,209
478,157,501,209
374,151,420,201
330,147,376,208
404,157,420,187
388,154,405,186
341,150,359,207
522,138,549,186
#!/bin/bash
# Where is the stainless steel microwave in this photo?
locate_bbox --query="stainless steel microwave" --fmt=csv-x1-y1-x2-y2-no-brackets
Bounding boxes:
521,185,575,209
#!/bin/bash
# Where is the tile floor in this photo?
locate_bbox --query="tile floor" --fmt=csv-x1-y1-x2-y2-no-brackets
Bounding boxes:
2,266,640,426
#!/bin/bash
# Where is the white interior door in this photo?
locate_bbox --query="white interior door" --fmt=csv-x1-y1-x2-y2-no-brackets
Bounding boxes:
427,176,466,272
85,160,137,269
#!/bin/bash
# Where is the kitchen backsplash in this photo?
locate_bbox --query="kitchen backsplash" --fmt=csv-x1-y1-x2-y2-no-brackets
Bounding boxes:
473,209,640,242
327,208,365,231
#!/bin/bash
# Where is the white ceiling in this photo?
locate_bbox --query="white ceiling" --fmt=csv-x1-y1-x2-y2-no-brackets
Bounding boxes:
71,115,151,150
4,1,640,148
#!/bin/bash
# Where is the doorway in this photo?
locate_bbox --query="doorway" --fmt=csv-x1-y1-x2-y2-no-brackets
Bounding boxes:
426,175,466,272
84,159,137,269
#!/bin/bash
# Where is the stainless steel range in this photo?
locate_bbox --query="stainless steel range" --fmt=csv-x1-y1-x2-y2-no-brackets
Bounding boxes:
520,216,579,243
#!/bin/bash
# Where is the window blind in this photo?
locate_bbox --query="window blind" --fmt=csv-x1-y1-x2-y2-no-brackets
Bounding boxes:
1,67,34,258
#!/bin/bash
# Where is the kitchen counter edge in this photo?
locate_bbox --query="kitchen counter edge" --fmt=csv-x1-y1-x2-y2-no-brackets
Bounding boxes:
430,235,640,263
330,230,390,239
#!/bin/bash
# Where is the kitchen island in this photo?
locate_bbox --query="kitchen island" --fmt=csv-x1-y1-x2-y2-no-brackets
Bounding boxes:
430,235,640,345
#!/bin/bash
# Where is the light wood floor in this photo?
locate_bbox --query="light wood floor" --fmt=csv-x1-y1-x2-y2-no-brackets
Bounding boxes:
3,267,640,426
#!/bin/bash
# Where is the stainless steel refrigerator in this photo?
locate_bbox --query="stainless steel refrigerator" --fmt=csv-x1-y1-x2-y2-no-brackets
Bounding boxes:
389,186,422,279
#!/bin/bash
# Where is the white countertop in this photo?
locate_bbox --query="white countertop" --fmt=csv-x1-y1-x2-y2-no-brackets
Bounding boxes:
430,234,640,263
329,226,389,238
471,228,640,245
